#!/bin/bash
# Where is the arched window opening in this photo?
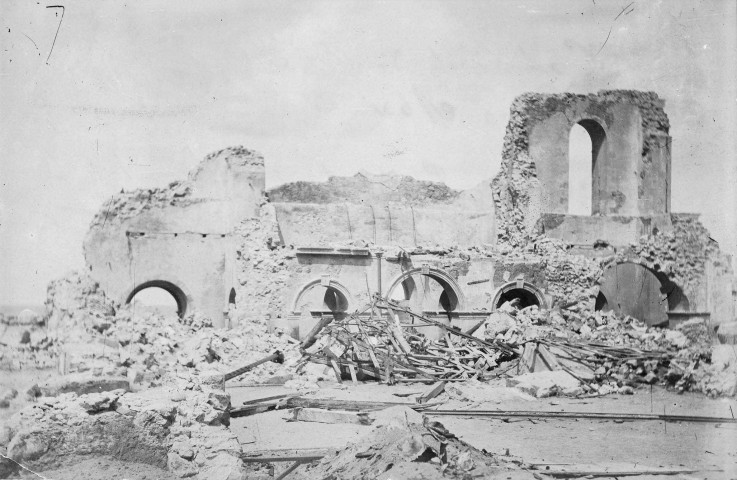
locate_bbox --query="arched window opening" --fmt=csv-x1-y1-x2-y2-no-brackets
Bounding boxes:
495,288,540,309
569,120,607,215
594,291,609,311
322,287,349,312
491,281,547,311
127,284,185,317
228,288,236,306
295,284,350,317
568,123,593,215
390,273,459,313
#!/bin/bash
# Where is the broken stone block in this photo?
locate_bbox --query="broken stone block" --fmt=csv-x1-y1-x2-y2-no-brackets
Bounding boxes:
664,330,689,349
207,391,231,411
28,373,130,398
79,391,119,413
710,345,736,370
484,312,516,338
716,321,737,345
171,438,196,460
167,451,198,478
507,371,582,398
642,372,658,384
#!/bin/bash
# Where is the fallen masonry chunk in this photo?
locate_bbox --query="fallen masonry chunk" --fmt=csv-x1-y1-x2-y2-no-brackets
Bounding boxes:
223,350,284,381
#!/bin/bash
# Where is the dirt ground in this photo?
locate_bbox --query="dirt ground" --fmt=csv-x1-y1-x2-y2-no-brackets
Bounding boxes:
3,370,735,479
228,381,737,480
12,456,179,480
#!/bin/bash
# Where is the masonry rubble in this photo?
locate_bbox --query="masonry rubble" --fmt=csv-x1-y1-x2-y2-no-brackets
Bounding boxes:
0,371,245,479
3,89,737,478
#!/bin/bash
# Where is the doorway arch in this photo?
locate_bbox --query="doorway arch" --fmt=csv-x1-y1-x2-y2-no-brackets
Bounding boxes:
125,280,189,317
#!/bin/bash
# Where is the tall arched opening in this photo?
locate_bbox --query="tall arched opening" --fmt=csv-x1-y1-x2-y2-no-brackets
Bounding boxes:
568,119,607,215
126,280,188,317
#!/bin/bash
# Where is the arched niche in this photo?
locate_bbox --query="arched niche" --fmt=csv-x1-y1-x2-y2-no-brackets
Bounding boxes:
292,279,353,316
126,279,189,317
491,281,547,310
385,267,466,313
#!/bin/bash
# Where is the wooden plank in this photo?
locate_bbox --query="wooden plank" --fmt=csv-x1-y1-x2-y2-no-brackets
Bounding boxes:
538,344,562,371
300,316,333,350
347,364,358,384
464,317,487,336
291,407,373,425
425,409,737,424
540,468,716,478
242,394,293,406
416,381,446,404
328,357,343,383
283,397,440,412
520,342,537,374
379,301,516,355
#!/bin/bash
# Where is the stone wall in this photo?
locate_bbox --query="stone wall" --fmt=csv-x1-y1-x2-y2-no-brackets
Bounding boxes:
84,147,265,326
493,90,672,246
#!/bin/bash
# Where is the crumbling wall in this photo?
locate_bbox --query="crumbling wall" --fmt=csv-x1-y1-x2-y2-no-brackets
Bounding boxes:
84,147,265,325
271,175,496,249
610,214,735,324
268,172,460,205
493,90,671,246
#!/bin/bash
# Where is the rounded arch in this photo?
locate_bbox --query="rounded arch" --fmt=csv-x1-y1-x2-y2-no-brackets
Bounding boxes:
492,281,547,310
568,117,608,216
291,278,354,314
125,279,189,317
385,267,467,312
596,261,684,326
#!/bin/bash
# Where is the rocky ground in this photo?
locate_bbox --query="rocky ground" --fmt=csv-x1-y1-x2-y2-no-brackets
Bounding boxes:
1,271,736,479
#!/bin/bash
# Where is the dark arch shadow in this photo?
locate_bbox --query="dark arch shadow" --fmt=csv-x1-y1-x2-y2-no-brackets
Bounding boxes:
392,273,460,312
126,280,188,317
492,281,547,310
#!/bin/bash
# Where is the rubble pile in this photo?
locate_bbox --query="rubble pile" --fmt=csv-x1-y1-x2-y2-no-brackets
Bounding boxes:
300,406,533,480
0,371,246,479
494,304,736,397
88,181,198,229
104,308,301,387
299,297,518,383
613,214,733,302
1,271,304,391
233,207,292,323
499,236,603,309
0,309,56,371
299,293,735,397
268,172,460,206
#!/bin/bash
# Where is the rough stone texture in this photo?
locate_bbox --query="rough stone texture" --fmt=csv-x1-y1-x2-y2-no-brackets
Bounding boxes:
0,373,246,479
302,405,535,480
84,146,266,325
507,370,583,397
610,214,735,326
269,172,460,205
493,90,671,246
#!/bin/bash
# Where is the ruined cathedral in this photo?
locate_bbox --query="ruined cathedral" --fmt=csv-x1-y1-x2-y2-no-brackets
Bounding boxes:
82,90,735,339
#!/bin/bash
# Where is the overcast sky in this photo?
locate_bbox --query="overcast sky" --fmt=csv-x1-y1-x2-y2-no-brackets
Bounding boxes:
1,0,735,305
